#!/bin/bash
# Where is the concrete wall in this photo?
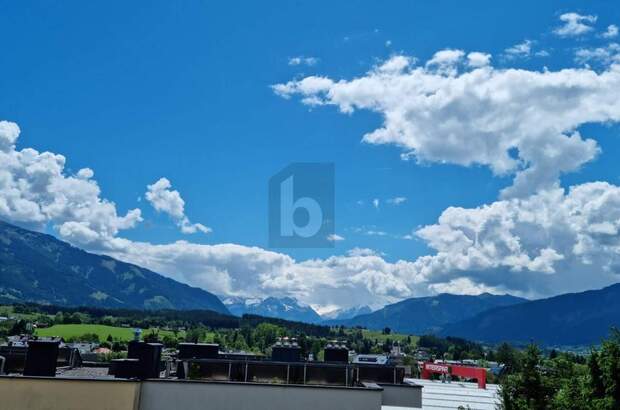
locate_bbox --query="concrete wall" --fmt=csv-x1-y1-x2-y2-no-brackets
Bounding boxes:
379,383,423,408
0,375,386,410
139,379,383,410
0,376,141,410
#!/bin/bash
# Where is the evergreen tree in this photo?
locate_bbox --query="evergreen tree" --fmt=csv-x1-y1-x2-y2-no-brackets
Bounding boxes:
589,350,605,399
520,344,549,409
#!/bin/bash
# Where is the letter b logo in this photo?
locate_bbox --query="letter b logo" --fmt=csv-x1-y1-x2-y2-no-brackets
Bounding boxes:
269,163,334,248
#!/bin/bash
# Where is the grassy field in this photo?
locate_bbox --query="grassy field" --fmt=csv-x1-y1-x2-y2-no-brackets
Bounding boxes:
361,329,419,346
0,305,40,321
35,324,181,341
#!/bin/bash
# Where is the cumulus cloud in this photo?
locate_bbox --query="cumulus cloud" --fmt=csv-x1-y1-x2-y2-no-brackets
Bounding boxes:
79,236,420,309
327,233,345,242
54,180,620,306
425,49,465,76
575,43,620,65
602,24,619,39
5,29,620,310
428,277,503,296
414,183,620,297
467,52,491,68
76,181,620,305
3,118,620,309
504,40,533,58
0,119,425,309
347,247,382,257
0,121,20,151
554,12,597,37
272,52,620,198
145,178,211,234
0,121,142,241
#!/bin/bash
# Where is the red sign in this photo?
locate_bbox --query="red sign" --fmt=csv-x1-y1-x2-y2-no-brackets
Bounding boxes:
421,362,487,389
424,363,450,374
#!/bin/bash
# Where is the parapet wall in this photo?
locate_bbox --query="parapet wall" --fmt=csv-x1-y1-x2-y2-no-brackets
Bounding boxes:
0,376,141,410
0,376,384,410
140,379,383,410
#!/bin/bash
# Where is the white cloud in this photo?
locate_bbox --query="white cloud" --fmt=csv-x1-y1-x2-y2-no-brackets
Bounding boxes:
288,56,319,66
145,178,211,234
467,52,491,68
0,119,420,309
6,31,620,311
575,43,620,65
413,182,620,297
0,121,142,239
426,49,465,76
372,198,380,209
378,55,414,74
504,40,533,58
4,118,620,309
387,197,407,205
0,121,20,151
428,277,503,296
602,24,619,39
347,247,382,257
327,233,345,242
273,52,620,198
554,12,597,37
69,180,620,307
76,168,94,179
146,178,185,219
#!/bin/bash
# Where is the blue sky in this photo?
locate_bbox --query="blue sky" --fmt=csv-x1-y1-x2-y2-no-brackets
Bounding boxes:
2,1,620,311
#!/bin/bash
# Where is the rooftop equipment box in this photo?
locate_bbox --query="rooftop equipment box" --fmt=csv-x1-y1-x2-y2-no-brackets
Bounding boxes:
128,341,163,379
110,358,141,379
178,343,219,360
324,345,349,363
23,340,60,377
271,345,301,362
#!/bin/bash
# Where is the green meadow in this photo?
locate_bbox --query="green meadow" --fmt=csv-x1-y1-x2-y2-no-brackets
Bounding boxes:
35,324,181,341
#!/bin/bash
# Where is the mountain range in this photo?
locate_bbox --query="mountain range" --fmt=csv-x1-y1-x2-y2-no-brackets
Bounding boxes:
440,283,620,346
0,220,229,313
320,305,373,321
224,296,323,323
2,219,620,346
326,293,527,334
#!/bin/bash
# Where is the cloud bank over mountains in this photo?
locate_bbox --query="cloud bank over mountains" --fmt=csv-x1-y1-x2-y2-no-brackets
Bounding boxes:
2,11,620,310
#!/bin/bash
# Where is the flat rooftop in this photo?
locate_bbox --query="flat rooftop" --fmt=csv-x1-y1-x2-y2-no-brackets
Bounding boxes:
401,378,500,410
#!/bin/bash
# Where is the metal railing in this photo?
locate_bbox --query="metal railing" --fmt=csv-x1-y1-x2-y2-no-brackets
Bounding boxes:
177,358,405,387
